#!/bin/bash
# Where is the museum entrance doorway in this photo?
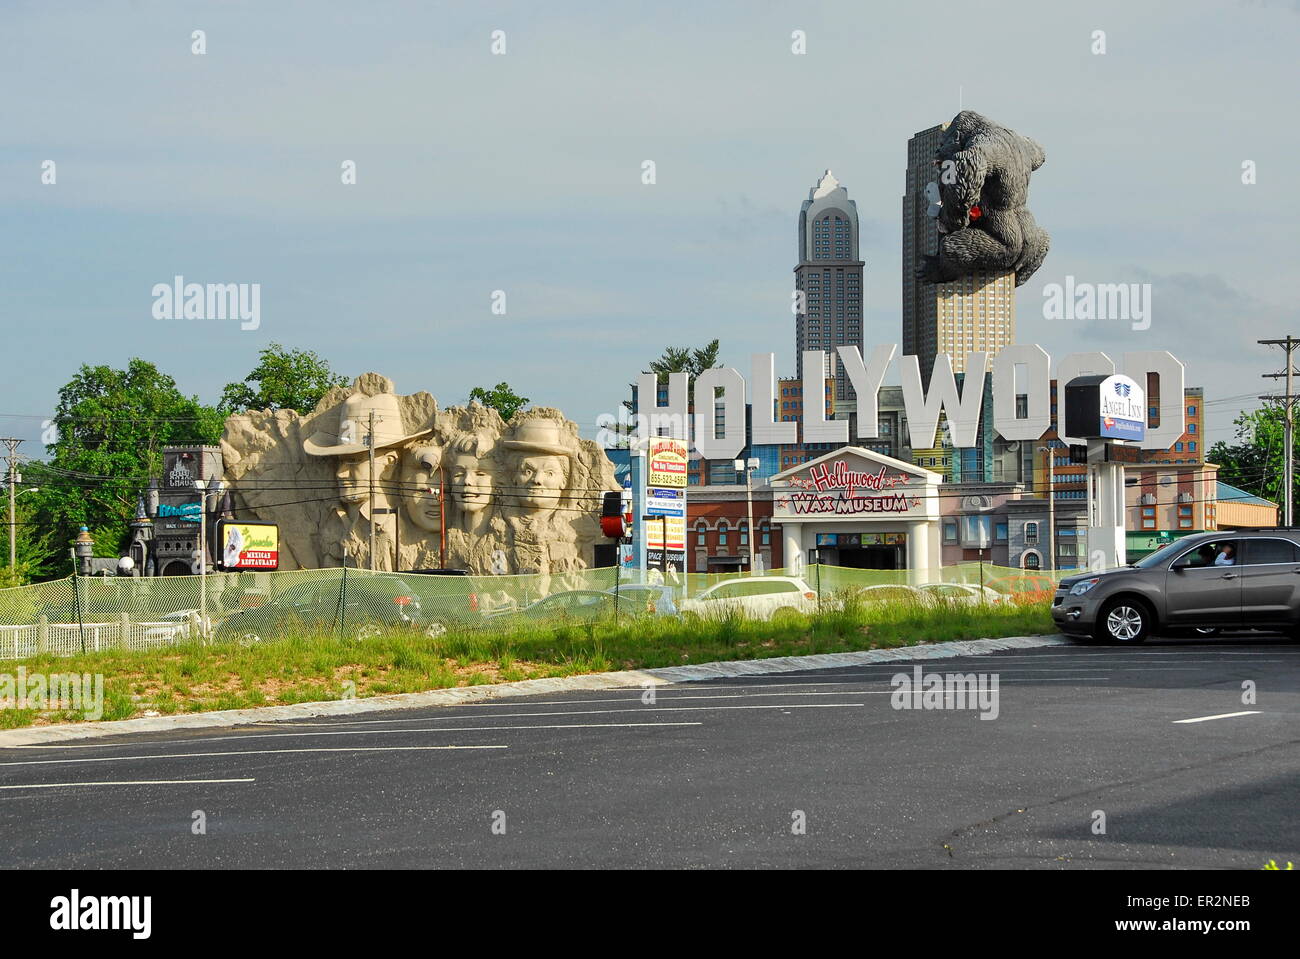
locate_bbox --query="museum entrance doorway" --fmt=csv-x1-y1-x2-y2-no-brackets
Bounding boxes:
837,546,903,570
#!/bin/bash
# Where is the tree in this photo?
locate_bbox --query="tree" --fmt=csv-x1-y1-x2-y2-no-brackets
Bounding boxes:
648,339,721,386
468,382,531,421
33,359,223,569
220,342,348,414
0,496,58,586
1208,405,1292,506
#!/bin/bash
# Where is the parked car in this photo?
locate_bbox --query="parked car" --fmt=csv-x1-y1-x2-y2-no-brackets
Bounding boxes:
851,584,927,606
1053,530,1300,644
916,583,1006,606
213,574,431,644
605,584,678,617
141,609,202,643
398,568,495,635
985,573,1058,605
679,576,817,621
485,589,629,628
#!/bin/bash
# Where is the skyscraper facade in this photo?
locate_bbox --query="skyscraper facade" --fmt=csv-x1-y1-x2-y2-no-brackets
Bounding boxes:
794,171,864,404
902,123,1016,383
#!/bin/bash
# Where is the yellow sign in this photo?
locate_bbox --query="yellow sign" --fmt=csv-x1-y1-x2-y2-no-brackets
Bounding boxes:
217,522,280,570
645,514,686,552
648,439,688,489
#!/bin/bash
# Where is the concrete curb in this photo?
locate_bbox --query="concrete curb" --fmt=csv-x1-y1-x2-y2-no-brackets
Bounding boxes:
0,633,1071,747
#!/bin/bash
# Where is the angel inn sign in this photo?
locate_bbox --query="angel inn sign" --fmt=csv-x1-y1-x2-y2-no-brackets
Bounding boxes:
633,343,1186,575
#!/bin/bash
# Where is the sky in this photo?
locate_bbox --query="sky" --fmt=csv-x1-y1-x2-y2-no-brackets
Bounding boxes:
2,0,1297,459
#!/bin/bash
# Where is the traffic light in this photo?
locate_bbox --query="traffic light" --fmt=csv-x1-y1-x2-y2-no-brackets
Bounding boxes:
1068,444,1088,465
600,491,626,539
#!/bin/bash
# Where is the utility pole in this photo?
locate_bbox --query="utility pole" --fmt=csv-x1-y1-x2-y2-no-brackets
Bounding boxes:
735,457,758,573
195,478,209,638
1038,445,1056,573
1260,336,1299,526
367,409,377,571
2,438,23,569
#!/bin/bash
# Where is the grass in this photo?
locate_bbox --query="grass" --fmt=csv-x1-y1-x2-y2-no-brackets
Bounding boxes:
0,594,1054,728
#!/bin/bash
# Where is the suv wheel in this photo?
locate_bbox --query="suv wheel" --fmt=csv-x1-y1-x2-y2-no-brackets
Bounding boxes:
1097,599,1151,644
236,632,263,648
424,621,449,639
354,623,383,642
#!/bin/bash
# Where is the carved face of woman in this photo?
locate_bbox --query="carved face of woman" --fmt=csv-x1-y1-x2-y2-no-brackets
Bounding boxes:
449,452,493,515
404,447,444,533
515,454,568,511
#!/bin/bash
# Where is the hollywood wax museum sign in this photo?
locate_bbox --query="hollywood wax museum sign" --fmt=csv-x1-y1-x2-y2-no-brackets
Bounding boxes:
777,462,919,518
633,345,1186,459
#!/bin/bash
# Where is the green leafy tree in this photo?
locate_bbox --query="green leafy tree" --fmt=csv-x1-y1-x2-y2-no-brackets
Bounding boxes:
468,382,531,421
648,339,721,386
1208,405,1292,505
0,494,61,585
220,342,348,414
34,359,222,569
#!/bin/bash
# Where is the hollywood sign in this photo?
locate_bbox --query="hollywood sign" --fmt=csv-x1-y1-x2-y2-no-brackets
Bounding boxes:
636,345,1185,460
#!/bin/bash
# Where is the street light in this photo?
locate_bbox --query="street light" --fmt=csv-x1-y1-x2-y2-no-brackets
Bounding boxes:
194,477,224,639
734,457,760,574
7,485,39,569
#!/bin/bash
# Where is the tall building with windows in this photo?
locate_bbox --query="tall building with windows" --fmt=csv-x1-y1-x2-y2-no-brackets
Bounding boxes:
794,170,864,403
902,123,1016,383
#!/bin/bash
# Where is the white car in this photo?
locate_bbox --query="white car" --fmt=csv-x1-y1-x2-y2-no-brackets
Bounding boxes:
679,576,817,621
853,584,927,605
916,583,1006,606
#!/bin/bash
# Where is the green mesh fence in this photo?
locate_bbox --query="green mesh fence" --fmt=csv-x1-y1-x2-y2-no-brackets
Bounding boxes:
0,563,1067,660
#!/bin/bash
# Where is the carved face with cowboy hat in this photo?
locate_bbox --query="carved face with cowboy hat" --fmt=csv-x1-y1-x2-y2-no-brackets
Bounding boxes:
303,392,431,507
503,419,573,513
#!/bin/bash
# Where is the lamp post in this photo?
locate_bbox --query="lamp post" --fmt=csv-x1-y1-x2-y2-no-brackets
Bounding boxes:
193,478,223,638
1037,445,1056,574
734,457,759,574
7,484,39,569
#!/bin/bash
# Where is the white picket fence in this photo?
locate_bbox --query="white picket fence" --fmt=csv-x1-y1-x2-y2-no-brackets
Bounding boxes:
0,617,193,660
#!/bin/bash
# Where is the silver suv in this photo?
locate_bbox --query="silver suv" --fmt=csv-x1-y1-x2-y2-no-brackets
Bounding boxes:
1052,530,1300,644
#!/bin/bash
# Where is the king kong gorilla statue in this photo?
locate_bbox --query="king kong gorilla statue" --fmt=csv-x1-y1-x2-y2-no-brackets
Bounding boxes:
917,111,1050,287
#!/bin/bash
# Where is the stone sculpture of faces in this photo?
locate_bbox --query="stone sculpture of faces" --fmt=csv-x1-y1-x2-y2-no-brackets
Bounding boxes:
334,450,401,507
514,454,570,512
502,417,576,515
302,389,432,510
446,432,496,518
404,444,444,533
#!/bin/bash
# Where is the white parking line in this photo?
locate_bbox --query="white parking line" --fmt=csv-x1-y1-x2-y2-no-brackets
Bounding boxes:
15,721,704,750
0,745,507,768
0,778,255,789
1172,711,1262,724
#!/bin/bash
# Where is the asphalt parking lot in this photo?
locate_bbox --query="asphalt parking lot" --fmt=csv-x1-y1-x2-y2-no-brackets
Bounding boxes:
2,636,1297,869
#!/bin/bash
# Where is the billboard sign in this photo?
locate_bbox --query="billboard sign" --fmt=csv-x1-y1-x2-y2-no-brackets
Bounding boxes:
645,488,685,516
1097,375,1146,441
1064,374,1146,442
157,501,201,525
648,439,688,488
216,521,280,570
